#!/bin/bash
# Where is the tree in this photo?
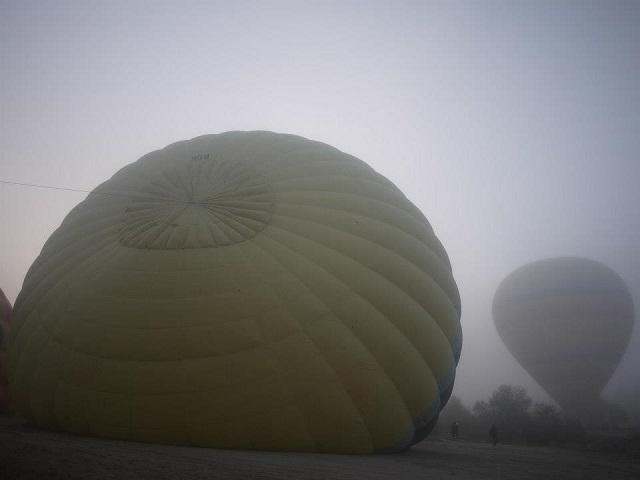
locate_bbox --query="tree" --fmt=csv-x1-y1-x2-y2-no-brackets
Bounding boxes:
436,396,476,439
530,402,563,444
473,385,533,443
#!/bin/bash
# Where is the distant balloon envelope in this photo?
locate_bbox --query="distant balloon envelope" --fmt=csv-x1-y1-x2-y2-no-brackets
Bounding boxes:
8,131,461,453
493,257,634,417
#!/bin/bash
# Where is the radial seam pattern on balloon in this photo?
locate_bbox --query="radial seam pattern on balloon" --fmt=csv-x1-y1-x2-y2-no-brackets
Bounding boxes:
264,171,440,248
244,233,404,451
258,144,416,208
266,175,427,230
260,217,457,372
203,225,352,450
27,216,292,336
1,154,434,250
269,201,458,313
256,222,445,430
253,229,441,449
115,158,275,249
119,158,430,253
100,188,267,251
215,241,325,451
265,210,459,347
261,150,403,188
23,186,460,370
269,193,441,260
267,211,452,326
9,132,460,452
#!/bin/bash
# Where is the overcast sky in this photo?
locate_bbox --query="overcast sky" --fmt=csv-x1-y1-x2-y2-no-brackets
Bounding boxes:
1,0,639,413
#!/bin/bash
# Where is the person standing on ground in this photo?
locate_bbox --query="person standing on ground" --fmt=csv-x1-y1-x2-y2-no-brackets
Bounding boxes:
450,422,459,439
489,424,498,446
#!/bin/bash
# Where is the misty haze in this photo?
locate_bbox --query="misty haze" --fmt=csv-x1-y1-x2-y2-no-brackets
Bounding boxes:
1,1,639,479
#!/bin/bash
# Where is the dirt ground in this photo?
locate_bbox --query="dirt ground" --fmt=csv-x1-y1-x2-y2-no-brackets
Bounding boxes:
1,416,638,480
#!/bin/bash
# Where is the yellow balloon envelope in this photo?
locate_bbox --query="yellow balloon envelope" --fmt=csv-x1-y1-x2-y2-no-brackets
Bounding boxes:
8,132,461,453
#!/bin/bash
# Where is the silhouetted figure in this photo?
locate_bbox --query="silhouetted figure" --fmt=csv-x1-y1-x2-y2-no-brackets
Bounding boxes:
489,424,498,446
450,421,459,439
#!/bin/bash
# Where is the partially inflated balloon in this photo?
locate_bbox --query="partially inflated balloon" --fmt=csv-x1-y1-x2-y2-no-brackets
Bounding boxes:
493,257,634,418
8,131,461,453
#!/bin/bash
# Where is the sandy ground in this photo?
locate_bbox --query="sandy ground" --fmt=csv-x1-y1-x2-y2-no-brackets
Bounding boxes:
1,416,638,480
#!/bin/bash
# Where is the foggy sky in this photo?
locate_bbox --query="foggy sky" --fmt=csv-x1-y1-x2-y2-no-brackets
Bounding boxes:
1,0,639,414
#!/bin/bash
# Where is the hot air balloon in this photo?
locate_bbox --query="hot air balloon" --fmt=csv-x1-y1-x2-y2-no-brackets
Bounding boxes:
493,257,634,419
0,288,12,413
8,131,461,453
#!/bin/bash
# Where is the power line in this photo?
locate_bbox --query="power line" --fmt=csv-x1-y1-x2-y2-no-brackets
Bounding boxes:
0,179,94,195
0,179,185,203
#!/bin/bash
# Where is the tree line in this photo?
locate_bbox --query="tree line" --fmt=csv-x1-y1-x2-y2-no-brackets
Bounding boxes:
433,385,631,446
